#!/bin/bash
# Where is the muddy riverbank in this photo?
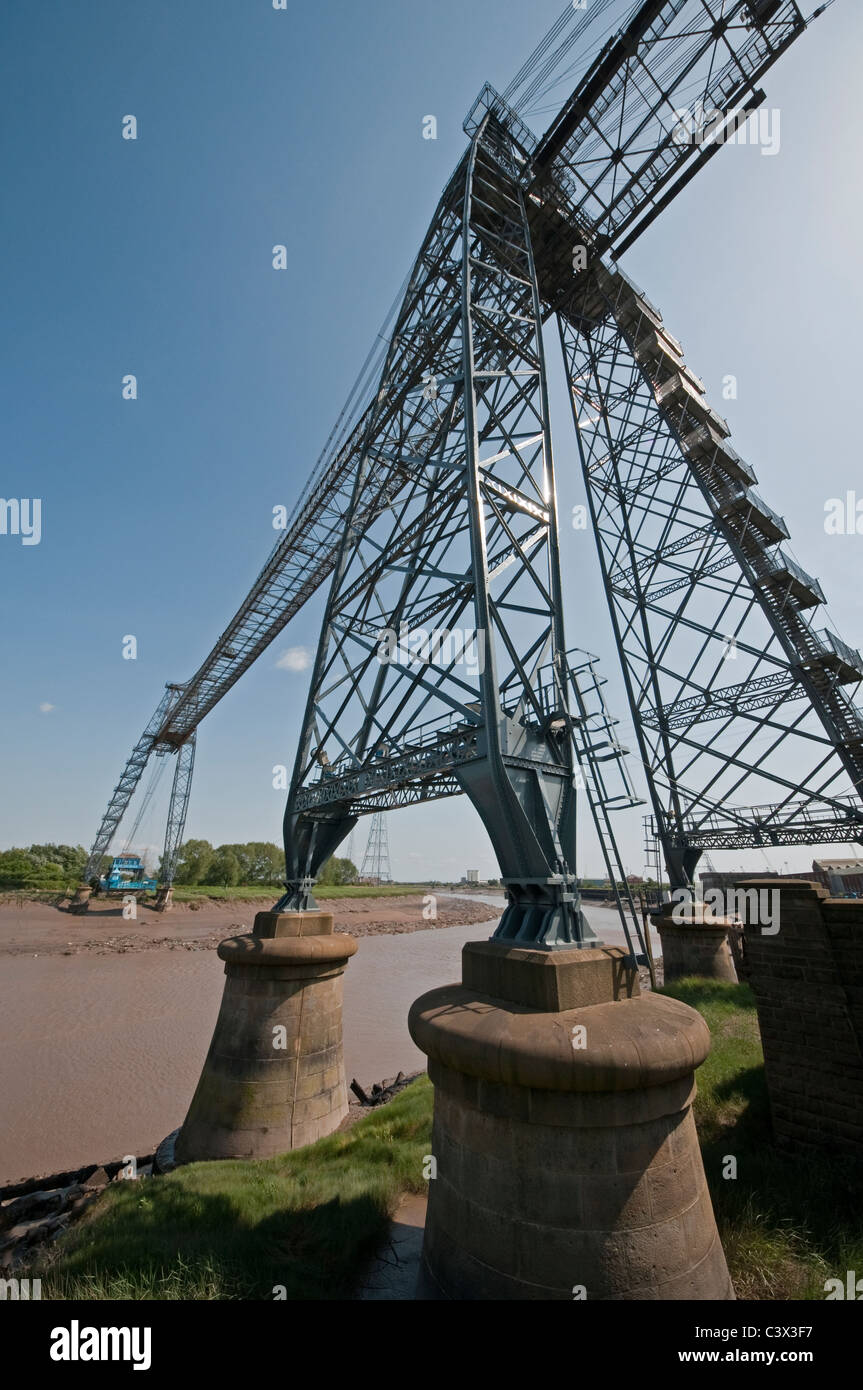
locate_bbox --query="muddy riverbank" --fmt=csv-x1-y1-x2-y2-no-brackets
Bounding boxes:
0,893,494,958
0,900,639,1183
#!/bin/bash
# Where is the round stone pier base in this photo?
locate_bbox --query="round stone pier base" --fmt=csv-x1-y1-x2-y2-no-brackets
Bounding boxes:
153,886,174,912
175,910,357,1162
68,883,91,914
409,941,733,1300
655,912,738,984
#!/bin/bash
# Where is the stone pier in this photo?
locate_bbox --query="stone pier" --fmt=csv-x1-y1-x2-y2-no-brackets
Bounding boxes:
175,909,356,1162
409,940,733,1300
153,886,174,911
654,905,738,984
68,884,91,914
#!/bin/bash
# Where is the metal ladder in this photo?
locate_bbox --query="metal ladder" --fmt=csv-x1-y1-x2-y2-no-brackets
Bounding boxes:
567,650,648,966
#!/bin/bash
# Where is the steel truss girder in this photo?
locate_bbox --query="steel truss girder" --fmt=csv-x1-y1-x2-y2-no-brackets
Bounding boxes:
678,825,863,853
345,777,462,815
524,0,805,266
279,116,595,949
651,793,863,853
644,670,801,729
558,261,863,887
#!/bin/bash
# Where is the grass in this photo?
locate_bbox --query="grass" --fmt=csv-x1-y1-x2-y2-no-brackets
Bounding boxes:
29,980,863,1300
33,1077,434,1301
165,883,433,904
2,881,457,907
662,978,863,1300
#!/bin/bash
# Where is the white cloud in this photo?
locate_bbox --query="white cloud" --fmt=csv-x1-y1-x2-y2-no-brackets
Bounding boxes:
39,702,55,713
276,647,313,673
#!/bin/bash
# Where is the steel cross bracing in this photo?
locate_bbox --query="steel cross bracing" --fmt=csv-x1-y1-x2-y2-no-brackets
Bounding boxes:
83,684,184,881
160,734,196,887
519,0,806,273
84,0,830,900
278,114,597,950
556,260,863,886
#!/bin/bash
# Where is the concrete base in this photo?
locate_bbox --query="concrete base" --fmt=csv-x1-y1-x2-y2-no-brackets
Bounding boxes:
153,886,173,912
175,910,357,1162
68,884,91,915
655,913,738,984
409,940,733,1300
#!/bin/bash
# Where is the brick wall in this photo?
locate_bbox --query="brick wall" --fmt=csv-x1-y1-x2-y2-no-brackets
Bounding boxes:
740,879,863,1157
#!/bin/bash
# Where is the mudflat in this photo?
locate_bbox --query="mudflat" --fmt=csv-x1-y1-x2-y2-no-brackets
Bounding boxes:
0,893,494,958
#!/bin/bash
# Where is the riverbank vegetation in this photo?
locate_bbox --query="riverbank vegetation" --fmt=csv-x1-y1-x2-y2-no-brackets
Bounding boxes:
34,1080,433,1300
169,881,434,903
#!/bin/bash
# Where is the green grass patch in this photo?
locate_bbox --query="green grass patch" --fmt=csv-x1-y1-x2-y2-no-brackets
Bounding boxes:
5,882,448,907
34,1077,434,1301
661,978,863,1300
314,883,430,900
168,883,432,905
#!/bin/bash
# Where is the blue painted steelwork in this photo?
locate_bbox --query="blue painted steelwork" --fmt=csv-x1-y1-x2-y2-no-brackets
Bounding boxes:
100,856,157,893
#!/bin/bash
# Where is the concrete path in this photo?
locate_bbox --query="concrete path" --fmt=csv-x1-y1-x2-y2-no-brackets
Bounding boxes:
356,1193,427,1300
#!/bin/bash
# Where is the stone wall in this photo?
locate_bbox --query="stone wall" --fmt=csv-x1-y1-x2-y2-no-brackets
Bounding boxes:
740,879,863,1157
654,917,737,983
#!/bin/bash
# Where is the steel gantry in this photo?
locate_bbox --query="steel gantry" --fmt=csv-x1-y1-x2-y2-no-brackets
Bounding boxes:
83,1,858,914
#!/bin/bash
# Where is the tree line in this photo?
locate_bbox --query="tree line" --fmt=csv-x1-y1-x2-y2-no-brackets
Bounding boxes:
0,840,359,889
0,844,92,885
171,840,358,888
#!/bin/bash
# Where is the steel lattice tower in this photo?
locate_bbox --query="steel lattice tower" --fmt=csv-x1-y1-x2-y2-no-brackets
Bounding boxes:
558,263,863,886
277,112,593,947
360,813,392,886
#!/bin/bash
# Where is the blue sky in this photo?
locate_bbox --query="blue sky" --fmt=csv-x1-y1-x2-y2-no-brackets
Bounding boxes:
2,0,862,881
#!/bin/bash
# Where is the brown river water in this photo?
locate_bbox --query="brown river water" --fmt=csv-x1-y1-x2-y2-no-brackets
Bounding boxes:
0,898,629,1183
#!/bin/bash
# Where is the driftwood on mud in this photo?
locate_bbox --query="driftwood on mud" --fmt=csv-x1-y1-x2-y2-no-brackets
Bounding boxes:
350,1071,418,1108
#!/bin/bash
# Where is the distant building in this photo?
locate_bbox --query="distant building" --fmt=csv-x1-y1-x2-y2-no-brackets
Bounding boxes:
465,869,479,884
812,858,863,897
699,870,778,895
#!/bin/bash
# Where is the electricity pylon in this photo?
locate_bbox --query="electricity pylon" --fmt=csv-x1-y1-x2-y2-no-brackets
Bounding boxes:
360,813,392,886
